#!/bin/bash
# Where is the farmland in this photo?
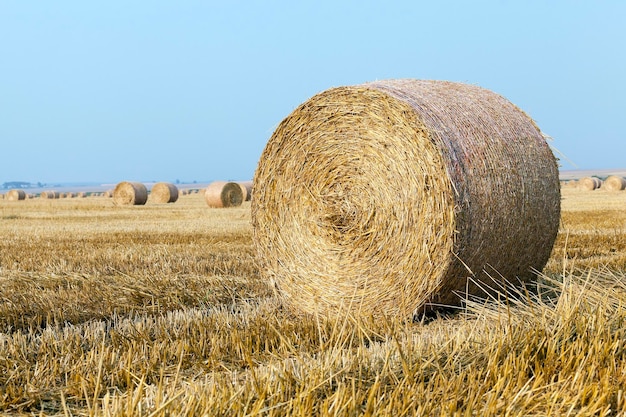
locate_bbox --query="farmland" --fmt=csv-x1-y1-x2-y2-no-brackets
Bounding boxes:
1,188,626,416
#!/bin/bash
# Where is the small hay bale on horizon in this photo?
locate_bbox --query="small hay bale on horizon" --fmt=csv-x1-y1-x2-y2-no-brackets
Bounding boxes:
578,177,602,191
6,189,26,201
204,181,244,208
602,175,626,191
238,181,254,201
252,79,561,319
150,182,179,203
40,190,59,199
113,182,148,206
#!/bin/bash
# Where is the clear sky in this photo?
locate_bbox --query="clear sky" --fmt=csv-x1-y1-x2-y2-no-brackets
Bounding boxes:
1,1,624,184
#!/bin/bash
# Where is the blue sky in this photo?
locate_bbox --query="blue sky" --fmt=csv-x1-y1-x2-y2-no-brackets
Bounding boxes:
1,1,624,184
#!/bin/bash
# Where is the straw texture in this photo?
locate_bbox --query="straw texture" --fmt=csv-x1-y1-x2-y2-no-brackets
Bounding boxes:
151,182,179,203
602,175,626,191
252,79,561,318
6,189,26,201
113,182,148,206
204,181,244,208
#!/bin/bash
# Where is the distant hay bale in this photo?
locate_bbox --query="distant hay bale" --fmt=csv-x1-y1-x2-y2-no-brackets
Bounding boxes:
113,182,148,206
103,190,114,198
238,181,254,201
77,192,86,198
578,177,602,191
204,181,244,208
252,79,561,318
6,189,26,201
40,190,59,199
150,182,179,203
180,189,189,196
602,175,626,191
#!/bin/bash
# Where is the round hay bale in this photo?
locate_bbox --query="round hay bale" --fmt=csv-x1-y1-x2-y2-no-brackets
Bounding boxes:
602,175,626,191
204,181,244,208
252,79,561,318
238,181,254,201
113,182,148,206
40,190,59,199
150,182,179,203
6,189,26,201
578,177,601,191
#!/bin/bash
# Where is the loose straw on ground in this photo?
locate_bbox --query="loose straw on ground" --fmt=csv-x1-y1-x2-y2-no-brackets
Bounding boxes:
150,182,179,203
252,79,561,319
204,181,244,208
113,182,148,206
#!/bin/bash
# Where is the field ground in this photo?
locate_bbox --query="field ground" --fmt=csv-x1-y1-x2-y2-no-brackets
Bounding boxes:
0,188,625,415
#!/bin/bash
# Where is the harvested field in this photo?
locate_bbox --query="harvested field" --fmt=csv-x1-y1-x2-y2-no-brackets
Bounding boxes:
0,187,625,415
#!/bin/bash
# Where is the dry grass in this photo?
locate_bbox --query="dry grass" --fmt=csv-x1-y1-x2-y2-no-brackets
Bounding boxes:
253,80,560,319
0,187,625,415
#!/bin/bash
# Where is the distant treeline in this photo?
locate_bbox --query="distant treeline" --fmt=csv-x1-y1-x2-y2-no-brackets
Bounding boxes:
2,181,45,189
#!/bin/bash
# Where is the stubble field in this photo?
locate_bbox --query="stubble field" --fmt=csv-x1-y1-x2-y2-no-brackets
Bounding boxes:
1,188,626,416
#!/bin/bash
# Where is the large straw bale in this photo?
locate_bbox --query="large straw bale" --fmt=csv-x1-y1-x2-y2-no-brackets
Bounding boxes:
602,175,626,191
150,182,179,203
252,79,561,318
204,181,244,208
6,189,26,201
113,182,148,206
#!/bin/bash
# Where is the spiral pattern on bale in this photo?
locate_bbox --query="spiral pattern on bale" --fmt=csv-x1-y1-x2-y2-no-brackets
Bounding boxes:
113,182,148,206
252,79,561,318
